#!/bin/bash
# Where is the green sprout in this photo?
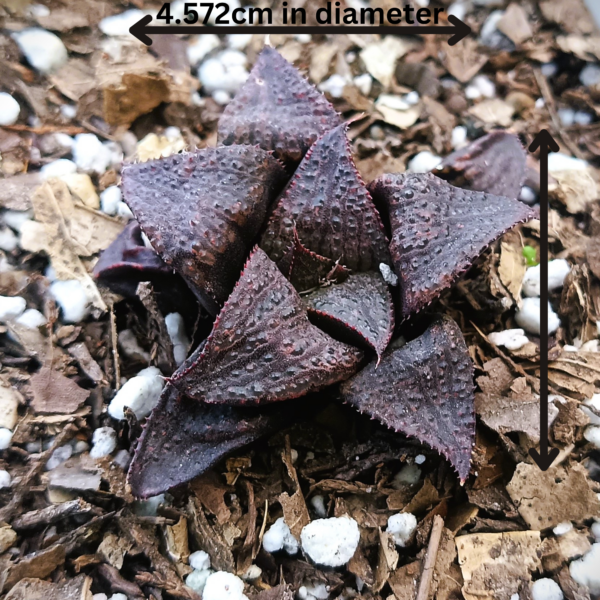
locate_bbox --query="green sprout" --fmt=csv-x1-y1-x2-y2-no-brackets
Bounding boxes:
522,245,538,267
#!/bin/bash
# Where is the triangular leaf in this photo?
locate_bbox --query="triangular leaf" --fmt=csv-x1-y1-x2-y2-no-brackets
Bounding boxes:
121,146,287,315
218,46,342,163
340,315,475,482
437,130,527,200
128,384,299,497
170,247,363,405
304,272,394,360
261,123,390,272
368,173,537,318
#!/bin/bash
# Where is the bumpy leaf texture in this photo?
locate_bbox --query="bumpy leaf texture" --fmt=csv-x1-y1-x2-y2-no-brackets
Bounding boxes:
368,173,537,319
121,146,287,315
340,315,475,482
304,272,394,360
170,248,363,405
261,123,391,272
128,384,299,497
93,221,173,296
218,46,342,163
437,130,527,200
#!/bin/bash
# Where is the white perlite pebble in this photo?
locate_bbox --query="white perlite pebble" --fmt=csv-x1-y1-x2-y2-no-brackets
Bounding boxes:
0,226,17,252
99,9,145,36
241,565,261,581
298,583,329,599
227,33,252,50
0,428,13,450
213,90,231,105
519,186,537,204
548,153,588,172
387,513,417,547
263,517,299,555
134,494,165,516
187,34,221,66
0,296,26,321
592,521,600,542
90,427,117,458
15,309,47,329
92,594,108,600
100,186,122,216
451,125,468,149
319,74,349,98
300,517,360,567
46,444,73,470
310,495,327,518
553,522,573,536
41,159,77,179
580,64,600,88
203,571,248,600
198,51,248,94
13,28,68,74
0,469,11,489
186,569,213,594
531,578,563,600
354,73,372,96
189,550,211,571
50,280,90,323
108,366,164,420
73,134,113,174
379,263,398,286
584,426,600,449
569,543,600,595
4,209,33,232
582,395,600,425
415,454,426,465
514,298,560,335
558,108,575,127
0,93,20,126
522,259,571,297
393,463,422,487
109,595,128,600
489,329,529,351
472,74,496,98
408,151,442,173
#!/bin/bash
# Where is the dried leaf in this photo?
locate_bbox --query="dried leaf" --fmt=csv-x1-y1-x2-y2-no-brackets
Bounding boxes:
5,575,92,600
550,169,598,214
30,367,90,414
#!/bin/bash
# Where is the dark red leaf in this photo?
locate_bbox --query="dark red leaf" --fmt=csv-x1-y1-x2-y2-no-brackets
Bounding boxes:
218,46,341,163
128,384,298,497
304,272,394,360
261,123,390,272
170,247,363,405
437,130,527,199
368,173,537,319
121,146,287,315
93,221,173,296
340,315,475,482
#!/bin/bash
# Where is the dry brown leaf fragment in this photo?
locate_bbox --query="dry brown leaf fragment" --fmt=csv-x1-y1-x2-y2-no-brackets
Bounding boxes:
30,367,90,414
0,384,21,430
2,544,67,593
498,237,526,305
469,99,515,127
97,532,134,571
0,525,17,554
278,439,310,540
550,170,598,214
388,560,421,600
440,37,488,83
497,4,534,45
373,529,399,592
4,575,92,600
360,36,415,88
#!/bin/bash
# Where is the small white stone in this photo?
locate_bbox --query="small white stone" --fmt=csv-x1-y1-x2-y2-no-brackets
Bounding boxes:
187,34,221,66
489,329,529,351
301,517,360,567
592,521,600,542
0,93,20,126
100,186,122,216
548,153,588,172
241,565,261,581
60,105,77,119
393,463,421,487
227,33,252,50
46,444,73,470
203,571,247,600
116,202,134,219
514,298,560,335
387,513,417,547
90,426,117,458
415,454,426,465
558,108,575,127
108,366,164,420
582,395,600,425
580,64,600,88
570,544,600,594
480,10,507,48
0,228,18,252
354,73,372,96
92,594,108,600
531,579,563,600
189,550,211,571
28,4,50,17
212,90,231,105
0,296,26,321
404,91,420,105
465,85,481,100
73,440,89,455
14,28,68,74
186,569,213,594
295,33,312,43
319,74,349,98
472,74,496,98
0,428,13,450
519,186,537,204
447,1,467,20
574,111,593,126
300,583,329,599
4,210,33,233
0,469,11,489
379,263,398,286
522,259,571,297
408,151,442,173
73,134,113,175
584,426,600,449
99,9,145,36
263,517,299,555
50,280,90,323
581,339,600,352
541,63,558,78
553,522,573,536
451,125,468,149
108,595,128,600
41,158,77,179
310,495,327,518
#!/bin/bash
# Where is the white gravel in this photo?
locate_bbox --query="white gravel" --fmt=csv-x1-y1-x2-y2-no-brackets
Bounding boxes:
165,313,190,366
50,280,90,323
531,579,563,600
15,308,47,329
0,296,26,321
514,298,561,335
90,427,117,458
584,426,600,449
100,186,123,216
72,134,114,175
548,153,589,172
202,571,248,600
186,568,213,594
0,469,11,489
99,9,145,36
522,259,571,297
0,93,20,126
187,34,221,66
300,517,360,567
552,522,573,536
387,513,417,547
569,543,600,595
41,159,77,179
263,517,299,555
319,74,349,98
310,495,327,518
199,50,249,95
582,395,600,425
0,226,16,252
408,151,442,173
488,328,529,351
46,444,73,470
452,125,468,149
580,64,600,88
13,28,68,74
108,366,164,420
189,550,211,571
0,428,13,450
393,463,422,486
379,263,398,286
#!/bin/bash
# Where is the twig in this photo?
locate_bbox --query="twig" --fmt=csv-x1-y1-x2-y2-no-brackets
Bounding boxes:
110,306,121,391
1,124,87,135
415,515,444,600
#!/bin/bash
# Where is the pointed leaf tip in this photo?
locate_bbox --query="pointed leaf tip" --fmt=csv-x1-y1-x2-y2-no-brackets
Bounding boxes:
121,145,287,315
218,46,342,163
368,172,537,319
171,247,363,405
340,315,475,482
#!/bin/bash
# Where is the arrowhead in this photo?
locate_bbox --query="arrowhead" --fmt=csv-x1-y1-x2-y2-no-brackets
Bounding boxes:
130,14,153,46
447,14,471,45
529,129,560,153
529,447,560,471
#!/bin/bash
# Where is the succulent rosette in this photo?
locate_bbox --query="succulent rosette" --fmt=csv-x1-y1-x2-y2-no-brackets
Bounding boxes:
96,46,536,498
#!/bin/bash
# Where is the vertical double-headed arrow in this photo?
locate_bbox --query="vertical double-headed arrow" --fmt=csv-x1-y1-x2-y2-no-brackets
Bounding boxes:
528,130,560,471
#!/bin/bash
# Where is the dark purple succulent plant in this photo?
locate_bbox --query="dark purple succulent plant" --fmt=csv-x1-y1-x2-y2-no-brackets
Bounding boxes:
98,46,536,497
